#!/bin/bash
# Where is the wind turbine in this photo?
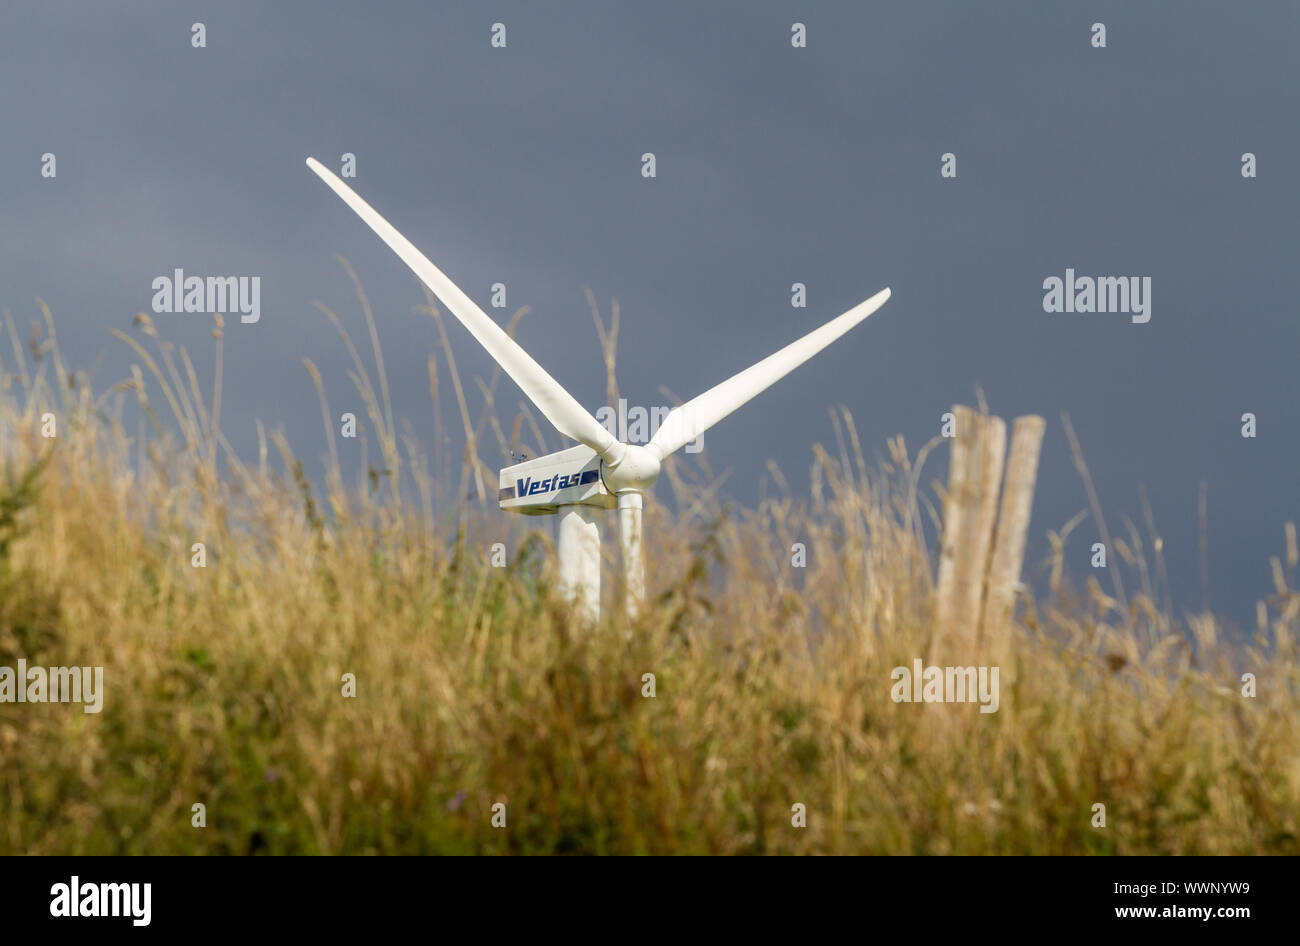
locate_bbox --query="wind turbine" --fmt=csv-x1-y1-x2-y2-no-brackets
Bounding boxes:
306,157,890,622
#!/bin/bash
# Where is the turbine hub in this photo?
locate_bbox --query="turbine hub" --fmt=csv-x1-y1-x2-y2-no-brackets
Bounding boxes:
601,442,660,494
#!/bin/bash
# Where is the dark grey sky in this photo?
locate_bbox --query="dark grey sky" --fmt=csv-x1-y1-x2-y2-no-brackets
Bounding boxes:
2,1,1297,626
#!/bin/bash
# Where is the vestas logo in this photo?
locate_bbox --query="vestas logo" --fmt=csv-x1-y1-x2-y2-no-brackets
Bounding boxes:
499,469,600,501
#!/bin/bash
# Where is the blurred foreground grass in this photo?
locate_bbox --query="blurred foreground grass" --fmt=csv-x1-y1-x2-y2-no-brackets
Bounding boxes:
0,294,1297,855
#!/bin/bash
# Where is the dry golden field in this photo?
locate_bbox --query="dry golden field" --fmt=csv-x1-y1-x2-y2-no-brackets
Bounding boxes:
1,290,1297,855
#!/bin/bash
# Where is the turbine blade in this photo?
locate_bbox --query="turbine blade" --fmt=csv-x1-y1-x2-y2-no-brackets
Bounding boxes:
305,157,617,458
648,288,891,459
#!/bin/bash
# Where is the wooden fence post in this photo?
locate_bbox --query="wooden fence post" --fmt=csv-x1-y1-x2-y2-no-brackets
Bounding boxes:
982,415,1046,649
934,407,1006,653
935,407,1045,658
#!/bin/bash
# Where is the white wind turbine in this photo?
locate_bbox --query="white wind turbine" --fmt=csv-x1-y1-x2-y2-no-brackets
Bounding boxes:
306,157,890,622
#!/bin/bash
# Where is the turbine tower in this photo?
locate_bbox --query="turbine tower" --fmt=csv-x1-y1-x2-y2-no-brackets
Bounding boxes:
306,157,890,622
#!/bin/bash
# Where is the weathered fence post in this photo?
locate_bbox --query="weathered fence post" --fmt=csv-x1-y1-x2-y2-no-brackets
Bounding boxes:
935,407,1006,650
934,406,1045,657
983,415,1047,648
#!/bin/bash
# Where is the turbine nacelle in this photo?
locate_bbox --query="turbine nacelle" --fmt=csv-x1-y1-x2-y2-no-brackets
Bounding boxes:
499,444,613,515
496,440,661,516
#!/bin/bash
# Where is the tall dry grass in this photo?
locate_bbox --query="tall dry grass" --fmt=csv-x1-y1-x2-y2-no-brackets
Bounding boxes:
0,283,1297,855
